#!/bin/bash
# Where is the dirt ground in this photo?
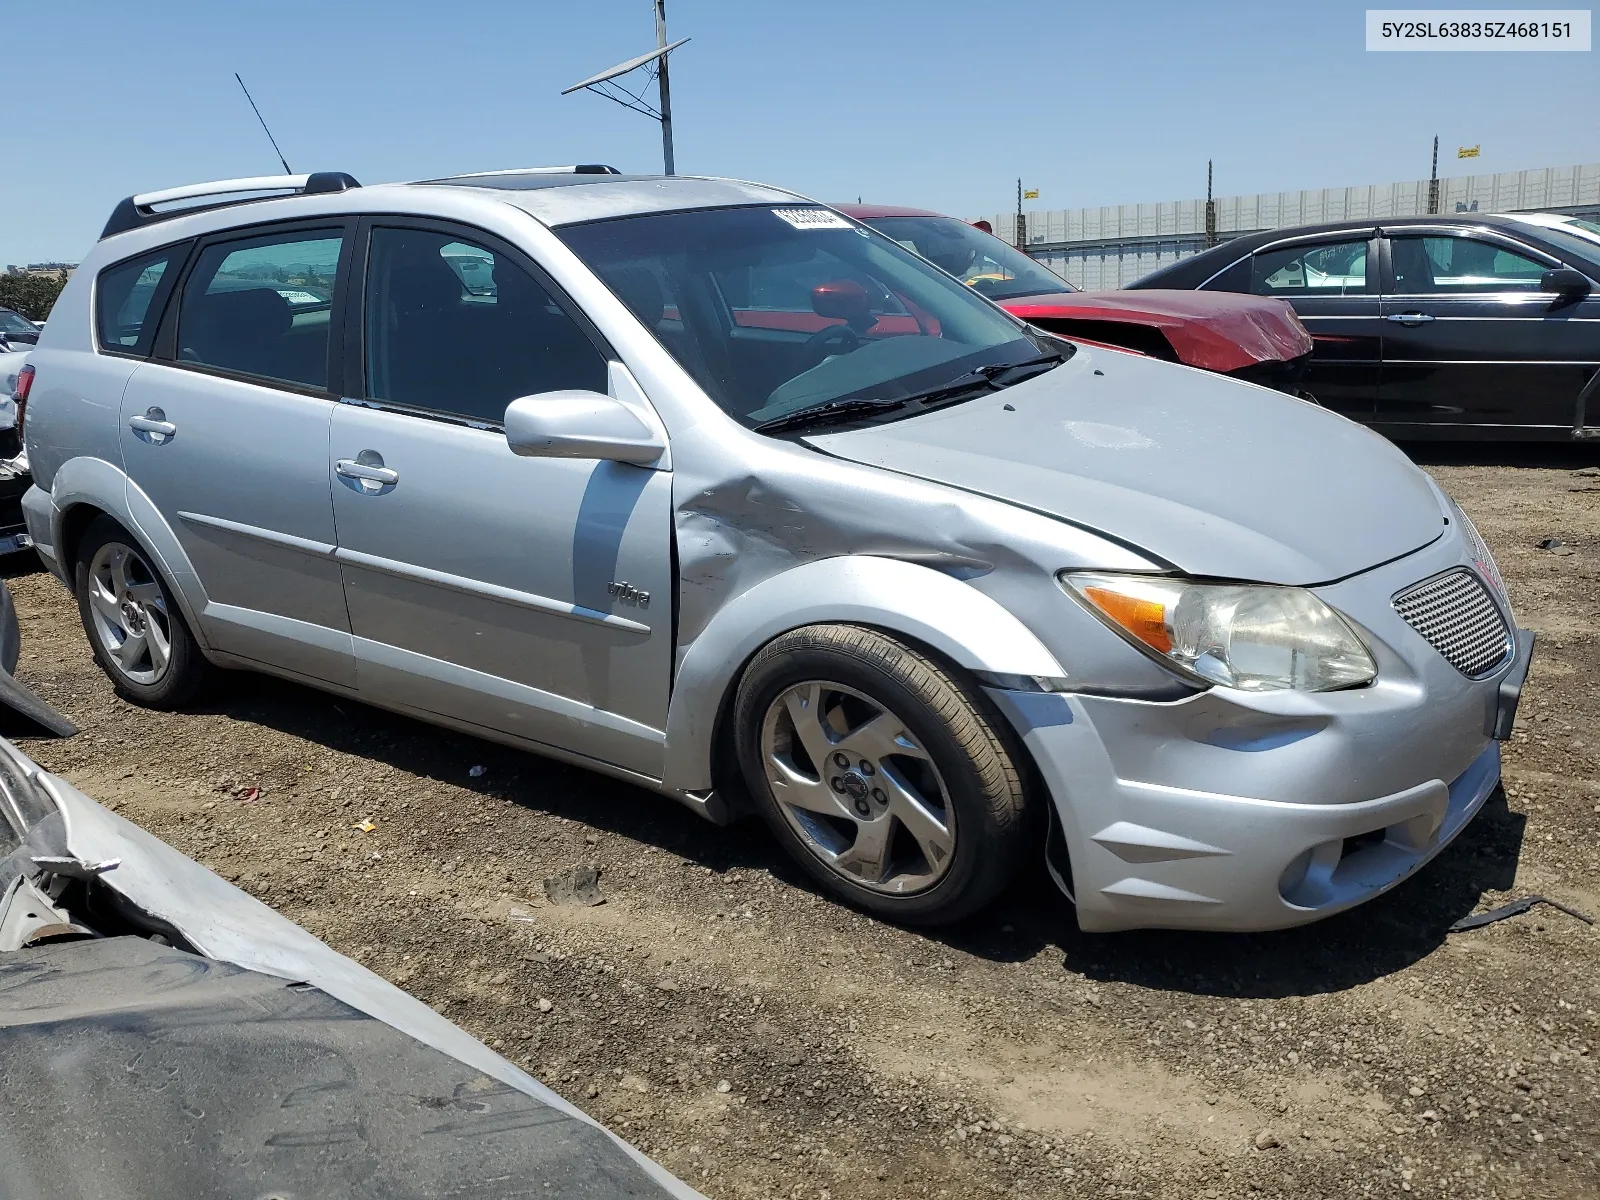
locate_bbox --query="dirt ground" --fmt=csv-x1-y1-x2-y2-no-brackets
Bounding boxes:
8,443,1600,1200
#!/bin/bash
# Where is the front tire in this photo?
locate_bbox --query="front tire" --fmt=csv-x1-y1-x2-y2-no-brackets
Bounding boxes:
734,624,1029,925
74,516,211,708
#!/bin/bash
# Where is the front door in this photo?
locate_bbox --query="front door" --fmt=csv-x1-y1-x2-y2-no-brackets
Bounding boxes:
331,220,673,777
1376,231,1600,433
1235,235,1382,420
120,223,355,687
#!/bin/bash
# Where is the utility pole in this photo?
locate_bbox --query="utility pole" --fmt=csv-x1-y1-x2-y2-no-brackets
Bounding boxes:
1427,135,1440,215
1015,177,1027,250
655,0,675,176
1205,159,1217,248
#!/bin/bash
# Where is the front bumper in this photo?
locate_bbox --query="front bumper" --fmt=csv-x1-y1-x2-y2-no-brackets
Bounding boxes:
992,529,1530,933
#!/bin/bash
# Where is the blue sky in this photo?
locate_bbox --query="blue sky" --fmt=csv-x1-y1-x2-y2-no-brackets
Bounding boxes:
4,0,1597,263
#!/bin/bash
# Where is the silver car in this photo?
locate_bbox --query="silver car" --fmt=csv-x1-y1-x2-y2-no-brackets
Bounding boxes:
20,168,1532,930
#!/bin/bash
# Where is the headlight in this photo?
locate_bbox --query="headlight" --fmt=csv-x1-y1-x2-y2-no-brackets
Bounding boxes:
1060,571,1377,692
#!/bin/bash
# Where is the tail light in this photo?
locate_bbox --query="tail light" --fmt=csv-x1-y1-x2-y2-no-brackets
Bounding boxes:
12,363,32,436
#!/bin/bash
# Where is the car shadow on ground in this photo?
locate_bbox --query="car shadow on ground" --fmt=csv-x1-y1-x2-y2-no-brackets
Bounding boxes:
935,786,1528,998
150,666,1527,1000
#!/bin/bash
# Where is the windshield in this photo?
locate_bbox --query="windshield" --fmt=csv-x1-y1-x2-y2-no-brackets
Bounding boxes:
1513,219,1600,270
557,206,1051,429
861,215,1076,302
0,311,35,334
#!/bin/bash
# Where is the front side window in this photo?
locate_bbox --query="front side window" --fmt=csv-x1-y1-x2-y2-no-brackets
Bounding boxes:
96,248,182,354
1250,240,1371,296
1389,235,1552,294
177,229,344,390
363,227,607,424
557,206,1050,428
863,215,1075,301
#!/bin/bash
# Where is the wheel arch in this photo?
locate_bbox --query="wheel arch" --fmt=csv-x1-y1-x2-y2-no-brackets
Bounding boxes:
44,456,213,652
661,556,1066,793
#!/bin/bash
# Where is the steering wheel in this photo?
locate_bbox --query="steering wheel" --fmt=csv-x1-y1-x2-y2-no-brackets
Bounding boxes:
802,324,862,366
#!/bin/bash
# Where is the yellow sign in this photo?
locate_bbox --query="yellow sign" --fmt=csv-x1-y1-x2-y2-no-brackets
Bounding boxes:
1022,189,1039,199
1457,145,1481,159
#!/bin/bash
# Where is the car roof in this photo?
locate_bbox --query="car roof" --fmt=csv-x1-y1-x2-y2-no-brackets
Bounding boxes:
98,169,815,253
833,203,947,220
462,173,810,227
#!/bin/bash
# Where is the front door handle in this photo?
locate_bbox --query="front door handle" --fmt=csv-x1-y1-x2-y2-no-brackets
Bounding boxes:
129,407,177,439
335,452,399,491
1385,312,1436,325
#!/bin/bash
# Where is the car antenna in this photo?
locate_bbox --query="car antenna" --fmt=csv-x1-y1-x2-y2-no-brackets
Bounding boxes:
234,72,292,174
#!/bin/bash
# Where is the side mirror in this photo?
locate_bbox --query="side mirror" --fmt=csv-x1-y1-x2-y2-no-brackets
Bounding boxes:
503,390,664,465
1541,267,1591,301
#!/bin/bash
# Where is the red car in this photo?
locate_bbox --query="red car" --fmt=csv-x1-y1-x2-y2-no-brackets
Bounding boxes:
836,204,1314,393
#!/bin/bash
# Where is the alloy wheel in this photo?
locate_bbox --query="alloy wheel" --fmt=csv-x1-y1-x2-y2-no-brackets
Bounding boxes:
84,541,173,686
759,680,956,895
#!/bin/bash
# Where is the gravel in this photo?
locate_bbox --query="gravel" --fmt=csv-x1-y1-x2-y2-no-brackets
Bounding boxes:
8,443,1599,1199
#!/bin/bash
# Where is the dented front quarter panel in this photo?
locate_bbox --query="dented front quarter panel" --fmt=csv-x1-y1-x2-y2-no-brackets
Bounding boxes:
658,418,1181,793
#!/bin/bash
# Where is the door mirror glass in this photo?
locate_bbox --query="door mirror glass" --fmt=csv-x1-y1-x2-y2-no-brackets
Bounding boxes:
503,390,664,465
1540,267,1591,299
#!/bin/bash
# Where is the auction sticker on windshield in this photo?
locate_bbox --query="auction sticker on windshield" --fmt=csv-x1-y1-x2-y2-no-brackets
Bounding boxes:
773,208,855,231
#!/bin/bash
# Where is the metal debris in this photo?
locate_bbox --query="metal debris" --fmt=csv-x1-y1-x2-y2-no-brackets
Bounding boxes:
1536,538,1576,556
1449,895,1595,932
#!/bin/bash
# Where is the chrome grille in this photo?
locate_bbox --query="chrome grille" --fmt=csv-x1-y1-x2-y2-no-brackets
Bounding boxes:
1393,569,1512,679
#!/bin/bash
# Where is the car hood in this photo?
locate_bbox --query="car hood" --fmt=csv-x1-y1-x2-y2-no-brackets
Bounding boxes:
806,348,1443,586
1001,289,1312,373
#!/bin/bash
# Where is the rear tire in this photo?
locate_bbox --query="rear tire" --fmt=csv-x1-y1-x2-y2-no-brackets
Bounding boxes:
733,624,1029,926
74,516,211,708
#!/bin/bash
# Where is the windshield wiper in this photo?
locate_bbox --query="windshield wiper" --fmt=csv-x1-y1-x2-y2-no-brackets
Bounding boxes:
974,350,1068,382
752,351,1069,436
751,396,913,435
887,351,1068,409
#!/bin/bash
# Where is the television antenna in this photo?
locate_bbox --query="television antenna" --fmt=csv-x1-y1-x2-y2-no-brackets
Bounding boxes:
562,1,689,175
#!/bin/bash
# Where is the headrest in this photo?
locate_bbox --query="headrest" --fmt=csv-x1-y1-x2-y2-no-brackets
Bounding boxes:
388,255,464,314
187,287,292,340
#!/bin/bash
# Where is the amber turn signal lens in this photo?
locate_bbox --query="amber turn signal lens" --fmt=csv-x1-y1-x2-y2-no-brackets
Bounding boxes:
1080,585,1172,653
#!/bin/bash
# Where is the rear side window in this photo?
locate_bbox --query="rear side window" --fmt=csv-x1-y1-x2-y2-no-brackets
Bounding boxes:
364,226,607,424
177,229,345,391
96,247,183,355
1249,240,1371,297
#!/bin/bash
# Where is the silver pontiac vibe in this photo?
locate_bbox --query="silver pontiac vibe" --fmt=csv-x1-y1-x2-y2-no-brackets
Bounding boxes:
21,169,1532,930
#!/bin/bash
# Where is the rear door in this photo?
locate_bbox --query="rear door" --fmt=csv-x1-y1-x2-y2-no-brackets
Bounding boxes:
1204,233,1381,419
330,218,674,777
1376,229,1600,433
120,221,355,687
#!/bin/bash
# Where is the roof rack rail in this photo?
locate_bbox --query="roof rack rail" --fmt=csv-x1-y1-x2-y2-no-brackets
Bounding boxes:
100,171,361,240
435,164,622,180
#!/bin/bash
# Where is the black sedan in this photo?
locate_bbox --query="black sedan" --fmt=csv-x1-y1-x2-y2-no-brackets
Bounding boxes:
1130,214,1600,440
0,308,39,349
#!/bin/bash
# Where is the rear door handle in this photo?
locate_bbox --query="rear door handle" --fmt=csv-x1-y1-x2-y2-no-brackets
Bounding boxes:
1385,312,1436,325
128,407,177,438
335,457,399,487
